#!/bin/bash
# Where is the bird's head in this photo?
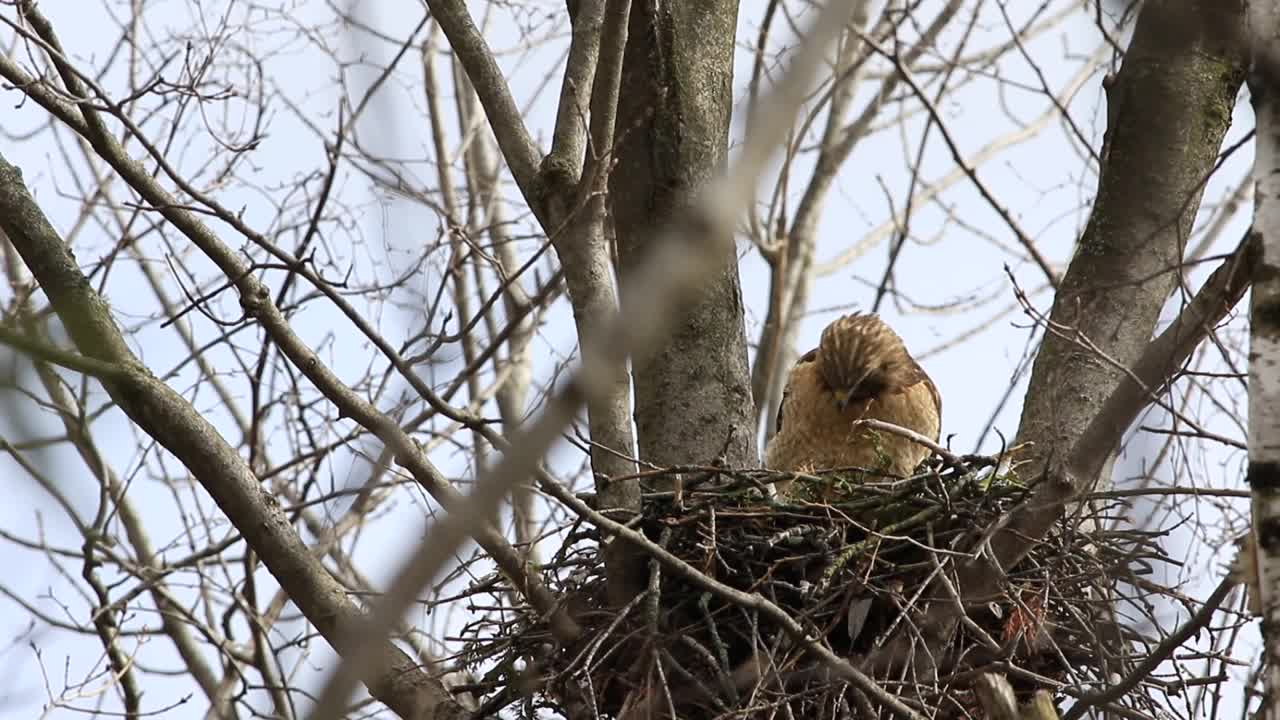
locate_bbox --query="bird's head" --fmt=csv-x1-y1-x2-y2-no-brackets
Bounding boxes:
817,313,913,410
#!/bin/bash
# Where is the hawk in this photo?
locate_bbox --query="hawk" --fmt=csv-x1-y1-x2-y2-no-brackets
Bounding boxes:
765,313,941,497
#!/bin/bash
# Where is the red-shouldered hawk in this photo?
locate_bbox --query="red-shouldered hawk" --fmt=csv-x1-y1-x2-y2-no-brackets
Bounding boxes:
765,313,941,497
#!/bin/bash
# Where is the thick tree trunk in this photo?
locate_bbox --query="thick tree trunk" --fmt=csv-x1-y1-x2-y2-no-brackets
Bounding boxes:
1248,0,1280,711
1013,0,1247,489
611,0,758,471
868,0,1250,680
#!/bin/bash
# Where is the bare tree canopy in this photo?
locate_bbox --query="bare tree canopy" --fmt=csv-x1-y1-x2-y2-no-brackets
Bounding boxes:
0,0,1270,718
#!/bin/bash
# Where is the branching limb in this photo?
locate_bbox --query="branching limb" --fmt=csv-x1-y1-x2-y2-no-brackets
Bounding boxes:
421,0,543,205
0,321,132,380
852,418,974,468
0,152,466,720
1061,577,1235,720
868,145,1254,677
5,0,577,643
544,0,605,191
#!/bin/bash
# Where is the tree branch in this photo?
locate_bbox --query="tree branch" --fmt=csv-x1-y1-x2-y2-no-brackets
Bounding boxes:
422,0,544,206
1061,577,1235,720
2,1,577,646
0,319,133,380
545,0,605,190
996,229,1256,578
867,215,1254,672
553,0,644,604
1011,0,1248,487
0,152,466,720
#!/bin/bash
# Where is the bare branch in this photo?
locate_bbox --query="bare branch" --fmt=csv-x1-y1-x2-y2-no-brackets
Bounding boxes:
0,151,465,720
1,1,575,643
1062,577,1236,720
869,222,1255,672
423,0,545,211
545,0,605,189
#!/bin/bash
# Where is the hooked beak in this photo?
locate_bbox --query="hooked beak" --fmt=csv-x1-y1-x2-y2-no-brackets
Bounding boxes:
836,369,874,412
836,387,858,412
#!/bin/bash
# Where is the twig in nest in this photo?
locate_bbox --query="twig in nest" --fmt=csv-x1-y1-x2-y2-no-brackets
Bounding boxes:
456,461,1212,719
853,418,953,458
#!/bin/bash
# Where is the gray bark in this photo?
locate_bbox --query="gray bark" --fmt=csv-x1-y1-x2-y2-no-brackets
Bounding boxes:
612,0,758,471
1013,0,1247,488
870,0,1250,678
429,0,645,599
1247,0,1280,708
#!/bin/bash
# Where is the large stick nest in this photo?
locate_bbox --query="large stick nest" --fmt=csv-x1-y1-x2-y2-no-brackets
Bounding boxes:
456,461,1212,719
